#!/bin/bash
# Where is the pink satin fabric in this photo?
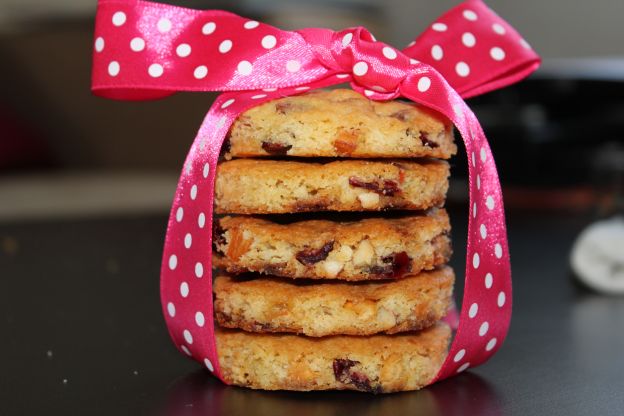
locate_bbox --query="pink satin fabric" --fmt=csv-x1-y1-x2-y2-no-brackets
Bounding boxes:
92,0,539,384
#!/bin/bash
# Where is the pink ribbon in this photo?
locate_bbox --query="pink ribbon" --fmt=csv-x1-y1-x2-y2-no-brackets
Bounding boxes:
92,0,540,385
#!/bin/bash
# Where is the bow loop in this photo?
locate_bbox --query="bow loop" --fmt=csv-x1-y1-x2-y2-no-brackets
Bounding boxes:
402,0,540,98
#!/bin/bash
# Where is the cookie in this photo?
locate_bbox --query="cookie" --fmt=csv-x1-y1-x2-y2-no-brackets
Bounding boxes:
212,209,451,280
225,89,456,160
214,159,449,214
216,323,450,393
214,266,454,337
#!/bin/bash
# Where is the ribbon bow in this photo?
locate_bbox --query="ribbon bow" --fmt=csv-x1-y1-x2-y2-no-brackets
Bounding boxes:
92,0,540,385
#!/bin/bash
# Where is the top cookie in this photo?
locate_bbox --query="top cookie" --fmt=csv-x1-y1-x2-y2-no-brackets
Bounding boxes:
225,89,456,159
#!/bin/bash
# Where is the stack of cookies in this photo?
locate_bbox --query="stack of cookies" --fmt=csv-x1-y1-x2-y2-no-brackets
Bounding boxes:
212,89,456,393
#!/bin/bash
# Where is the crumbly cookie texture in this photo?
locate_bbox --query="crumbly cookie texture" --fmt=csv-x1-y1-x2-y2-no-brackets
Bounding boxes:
214,159,449,214
225,89,456,159
212,209,451,280
216,323,450,393
214,267,454,337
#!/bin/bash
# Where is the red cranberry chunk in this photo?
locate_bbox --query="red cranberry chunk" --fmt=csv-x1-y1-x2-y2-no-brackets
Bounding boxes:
348,177,400,197
381,251,412,278
296,241,334,265
261,141,292,155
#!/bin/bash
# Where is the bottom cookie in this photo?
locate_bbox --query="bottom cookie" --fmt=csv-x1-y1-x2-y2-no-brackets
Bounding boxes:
216,323,450,393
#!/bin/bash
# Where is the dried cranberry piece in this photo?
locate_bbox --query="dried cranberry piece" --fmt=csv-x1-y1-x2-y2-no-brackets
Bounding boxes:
332,358,380,393
296,241,334,265
212,220,226,254
348,177,400,196
419,132,439,148
261,141,292,155
381,251,412,278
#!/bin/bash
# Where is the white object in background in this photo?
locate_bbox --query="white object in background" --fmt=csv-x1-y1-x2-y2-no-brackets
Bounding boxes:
571,217,624,295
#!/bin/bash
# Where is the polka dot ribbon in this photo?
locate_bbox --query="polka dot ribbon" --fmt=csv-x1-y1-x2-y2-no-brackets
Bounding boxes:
92,0,540,384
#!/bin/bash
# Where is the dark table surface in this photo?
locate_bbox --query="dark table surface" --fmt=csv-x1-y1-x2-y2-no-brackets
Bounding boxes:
1,206,623,416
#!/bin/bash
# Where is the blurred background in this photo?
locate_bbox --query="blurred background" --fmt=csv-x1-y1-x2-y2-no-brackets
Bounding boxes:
1,0,623,220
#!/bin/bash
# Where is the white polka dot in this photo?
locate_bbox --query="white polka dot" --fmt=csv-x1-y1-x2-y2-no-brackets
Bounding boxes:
252,94,267,99
181,345,192,356
190,184,197,200
473,202,477,218
353,61,368,76
417,76,431,92
263,87,278,92
486,338,498,351
198,212,206,228
195,311,205,327
363,89,376,97
456,61,470,77
486,195,495,210
148,63,164,78
157,18,172,33
498,291,506,307
485,273,493,289
194,66,208,79
453,103,463,118
469,302,478,318
479,321,489,336
219,40,232,53
463,10,478,21
261,35,277,49
477,174,481,190
235,60,252,75
168,254,177,270
112,11,126,26
473,252,480,269
180,282,189,298
108,61,120,77
457,362,470,373
195,262,203,278
130,37,145,52
203,163,210,178
520,38,531,49
471,151,476,167
342,33,353,47
453,349,466,362
480,224,487,239
221,99,235,109
493,23,506,35
167,302,175,317
204,358,214,371
432,23,447,32
244,20,259,29
336,73,350,79
407,40,416,47
462,32,476,47
382,46,397,60
286,60,301,72
175,207,184,222
495,243,503,258
410,58,419,65
184,233,192,249
183,329,193,344
431,44,443,60
480,147,487,162
490,47,505,61
176,43,191,57
202,22,216,35
95,37,104,52
295,86,310,91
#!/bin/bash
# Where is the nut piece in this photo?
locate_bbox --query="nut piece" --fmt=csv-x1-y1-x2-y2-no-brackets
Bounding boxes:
358,192,380,209
323,260,344,278
353,239,375,266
